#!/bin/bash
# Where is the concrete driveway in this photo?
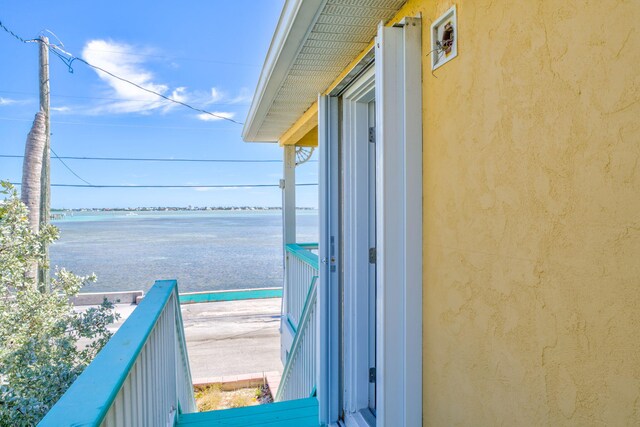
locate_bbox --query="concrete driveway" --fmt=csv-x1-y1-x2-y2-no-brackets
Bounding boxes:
180,298,283,382
77,297,283,383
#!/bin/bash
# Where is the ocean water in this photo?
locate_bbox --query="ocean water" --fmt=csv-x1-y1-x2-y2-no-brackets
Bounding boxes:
50,210,318,293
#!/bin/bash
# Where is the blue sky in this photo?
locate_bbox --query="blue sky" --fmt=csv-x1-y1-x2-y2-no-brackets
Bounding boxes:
0,1,318,209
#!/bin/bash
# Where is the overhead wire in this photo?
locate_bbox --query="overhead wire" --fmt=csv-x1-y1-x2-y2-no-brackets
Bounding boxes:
0,20,37,44
49,148,92,185
2,151,318,187
9,182,318,189
0,21,321,191
50,45,245,125
0,22,95,186
0,21,244,125
0,154,318,163
0,116,238,131
0,89,250,106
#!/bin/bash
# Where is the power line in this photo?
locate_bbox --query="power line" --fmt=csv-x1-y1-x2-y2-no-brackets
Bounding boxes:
49,148,92,185
0,21,244,125
0,116,238,131
0,89,250,106
0,154,297,163
9,182,318,189
0,21,37,44
66,56,244,125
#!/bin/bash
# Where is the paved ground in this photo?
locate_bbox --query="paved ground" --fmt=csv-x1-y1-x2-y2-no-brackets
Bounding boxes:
181,298,283,381
80,298,283,382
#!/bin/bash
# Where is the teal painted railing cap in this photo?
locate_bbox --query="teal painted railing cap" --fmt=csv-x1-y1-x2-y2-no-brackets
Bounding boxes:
38,280,178,426
296,242,318,249
179,287,282,304
285,243,319,270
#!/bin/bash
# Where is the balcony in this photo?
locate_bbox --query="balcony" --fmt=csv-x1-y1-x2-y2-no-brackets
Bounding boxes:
38,244,320,426
277,243,319,402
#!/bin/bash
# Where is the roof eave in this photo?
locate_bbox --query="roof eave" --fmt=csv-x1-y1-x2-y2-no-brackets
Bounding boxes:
242,0,326,143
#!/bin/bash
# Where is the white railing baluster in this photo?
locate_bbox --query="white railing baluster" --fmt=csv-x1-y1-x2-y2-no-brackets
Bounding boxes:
39,280,197,426
278,243,319,402
284,243,318,329
277,275,318,402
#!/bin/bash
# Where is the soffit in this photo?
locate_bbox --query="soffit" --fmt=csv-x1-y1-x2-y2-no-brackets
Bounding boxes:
243,0,405,143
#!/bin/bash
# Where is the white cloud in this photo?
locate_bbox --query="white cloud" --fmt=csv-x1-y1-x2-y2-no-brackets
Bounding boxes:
196,112,235,122
79,40,246,117
82,40,182,114
51,106,71,113
209,87,223,103
170,87,187,103
0,97,31,106
203,87,251,106
228,87,252,105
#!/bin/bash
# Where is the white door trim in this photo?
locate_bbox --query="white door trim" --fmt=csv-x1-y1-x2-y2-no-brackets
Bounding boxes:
318,94,341,425
342,66,376,416
375,18,422,426
318,17,422,427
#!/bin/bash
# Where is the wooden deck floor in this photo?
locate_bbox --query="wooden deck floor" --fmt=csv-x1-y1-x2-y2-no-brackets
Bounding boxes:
176,397,319,426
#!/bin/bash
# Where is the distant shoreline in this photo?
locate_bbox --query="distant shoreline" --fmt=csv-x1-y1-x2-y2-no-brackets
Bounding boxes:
52,206,317,212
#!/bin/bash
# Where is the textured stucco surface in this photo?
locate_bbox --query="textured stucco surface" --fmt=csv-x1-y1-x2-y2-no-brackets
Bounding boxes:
388,0,640,425
278,0,639,424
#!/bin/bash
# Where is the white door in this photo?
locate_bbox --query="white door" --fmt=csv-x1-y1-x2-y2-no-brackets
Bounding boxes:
317,95,340,424
342,66,378,421
318,18,423,426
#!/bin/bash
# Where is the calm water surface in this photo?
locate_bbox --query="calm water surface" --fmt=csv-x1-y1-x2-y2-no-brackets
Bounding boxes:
50,210,318,293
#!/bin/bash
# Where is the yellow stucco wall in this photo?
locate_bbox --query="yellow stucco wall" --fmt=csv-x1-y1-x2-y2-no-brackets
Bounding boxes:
278,0,638,424
391,0,640,425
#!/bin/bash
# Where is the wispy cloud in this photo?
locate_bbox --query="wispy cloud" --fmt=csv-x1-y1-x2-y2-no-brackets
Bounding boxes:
79,40,242,119
202,87,251,106
82,40,185,114
195,112,236,122
51,106,71,113
0,97,31,106
228,87,252,105
209,87,223,104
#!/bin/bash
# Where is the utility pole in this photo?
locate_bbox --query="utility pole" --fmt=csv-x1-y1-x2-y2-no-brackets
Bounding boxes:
38,36,51,291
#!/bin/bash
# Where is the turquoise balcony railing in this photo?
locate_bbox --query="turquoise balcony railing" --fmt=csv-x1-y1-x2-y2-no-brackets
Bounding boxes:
278,243,319,402
39,280,196,426
39,276,320,426
285,243,318,330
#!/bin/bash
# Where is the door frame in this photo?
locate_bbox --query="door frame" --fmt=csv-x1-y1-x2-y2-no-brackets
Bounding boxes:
374,18,422,427
318,17,422,427
341,66,377,419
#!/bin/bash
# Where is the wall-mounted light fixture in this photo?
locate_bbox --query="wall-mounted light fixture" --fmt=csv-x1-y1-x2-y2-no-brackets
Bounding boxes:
431,5,458,70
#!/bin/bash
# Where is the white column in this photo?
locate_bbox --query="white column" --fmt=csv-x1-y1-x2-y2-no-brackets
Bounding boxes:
282,145,296,247
280,145,297,364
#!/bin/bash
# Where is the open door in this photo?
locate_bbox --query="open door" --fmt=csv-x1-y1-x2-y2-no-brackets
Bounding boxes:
374,18,423,426
317,95,341,425
317,17,422,426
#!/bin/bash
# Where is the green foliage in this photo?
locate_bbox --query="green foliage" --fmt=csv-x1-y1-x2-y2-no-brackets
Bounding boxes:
0,182,119,426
